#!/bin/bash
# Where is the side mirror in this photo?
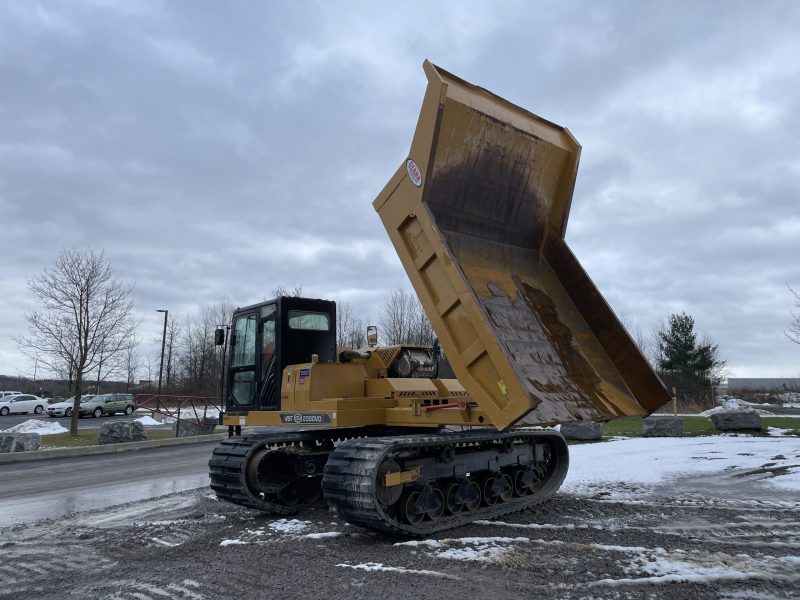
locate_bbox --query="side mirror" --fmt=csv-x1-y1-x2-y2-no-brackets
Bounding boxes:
366,325,378,348
214,327,226,346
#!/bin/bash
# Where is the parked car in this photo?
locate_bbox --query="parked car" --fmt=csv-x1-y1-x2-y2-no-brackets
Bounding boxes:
0,394,48,416
0,391,22,398
78,393,135,418
47,395,96,418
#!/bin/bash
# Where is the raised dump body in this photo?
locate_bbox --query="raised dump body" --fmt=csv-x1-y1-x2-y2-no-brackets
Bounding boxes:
374,61,670,430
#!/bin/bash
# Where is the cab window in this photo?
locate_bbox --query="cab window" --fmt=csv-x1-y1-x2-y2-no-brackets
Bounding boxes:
287,310,330,331
230,313,258,406
231,314,257,367
261,305,277,372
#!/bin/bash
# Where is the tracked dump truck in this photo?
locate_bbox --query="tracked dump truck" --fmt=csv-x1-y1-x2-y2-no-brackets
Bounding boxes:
209,61,671,535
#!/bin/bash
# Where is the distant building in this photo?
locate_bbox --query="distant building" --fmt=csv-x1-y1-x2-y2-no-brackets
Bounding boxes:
725,378,800,392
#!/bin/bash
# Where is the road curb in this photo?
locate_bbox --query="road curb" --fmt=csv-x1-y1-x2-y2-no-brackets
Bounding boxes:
0,433,227,464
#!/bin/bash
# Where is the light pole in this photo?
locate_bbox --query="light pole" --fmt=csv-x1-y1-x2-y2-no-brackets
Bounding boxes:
157,309,168,396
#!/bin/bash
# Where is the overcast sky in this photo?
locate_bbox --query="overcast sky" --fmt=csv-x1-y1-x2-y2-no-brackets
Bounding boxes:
1,0,799,381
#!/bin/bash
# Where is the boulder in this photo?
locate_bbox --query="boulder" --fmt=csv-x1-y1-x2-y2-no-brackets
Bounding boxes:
98,420,148,445
172,418,217,437
0,433,42,452
710,410,763,432
560,421,602,441
643,417,683,437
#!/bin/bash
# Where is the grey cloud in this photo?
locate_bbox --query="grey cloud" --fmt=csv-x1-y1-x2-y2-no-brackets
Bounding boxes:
1,0,799,379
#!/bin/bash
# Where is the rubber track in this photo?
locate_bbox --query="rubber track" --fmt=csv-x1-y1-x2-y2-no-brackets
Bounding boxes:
208,427,424,515
322,429,569,536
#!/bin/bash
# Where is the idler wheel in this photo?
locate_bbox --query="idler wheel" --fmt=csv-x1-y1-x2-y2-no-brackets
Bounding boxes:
277,484,300,506
245,447,272,498
376,459,403,507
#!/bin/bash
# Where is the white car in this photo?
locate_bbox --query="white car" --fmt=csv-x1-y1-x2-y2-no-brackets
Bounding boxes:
47,395,95,418
0,391,22,398
0,394,47,416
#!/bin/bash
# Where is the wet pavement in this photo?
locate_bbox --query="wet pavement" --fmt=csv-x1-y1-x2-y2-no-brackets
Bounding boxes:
0,473,798,599
0,442,213,527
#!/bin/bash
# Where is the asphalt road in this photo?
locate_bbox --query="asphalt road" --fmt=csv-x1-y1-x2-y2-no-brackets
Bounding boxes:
0,411,172,430
0,441,215,526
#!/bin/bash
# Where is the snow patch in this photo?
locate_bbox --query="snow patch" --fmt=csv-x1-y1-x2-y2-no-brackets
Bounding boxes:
150,537,181,547
562,436,800,499
267,519,310,534
2,419,68,435
135,416,162,426
588,547,800,587
700,406,774,416
396,537,530,562
475,520,582,530
219,539,247,546
303,531,341,539
336,562,457,579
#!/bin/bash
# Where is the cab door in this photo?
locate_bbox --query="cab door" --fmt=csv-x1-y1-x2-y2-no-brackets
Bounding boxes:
229,311,258,412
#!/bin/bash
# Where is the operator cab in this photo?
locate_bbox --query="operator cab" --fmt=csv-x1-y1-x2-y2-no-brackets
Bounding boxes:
224,297,336,415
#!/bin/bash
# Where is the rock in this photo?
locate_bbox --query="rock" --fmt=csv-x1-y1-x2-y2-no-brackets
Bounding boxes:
643,417,683,437
98,420,148,445
172,418,217,437
710,410,763,432
0,433,42,452
560,421,602,441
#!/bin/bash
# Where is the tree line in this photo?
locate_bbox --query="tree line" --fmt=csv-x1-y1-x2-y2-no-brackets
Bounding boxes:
16,247,800,435
14,248,436,436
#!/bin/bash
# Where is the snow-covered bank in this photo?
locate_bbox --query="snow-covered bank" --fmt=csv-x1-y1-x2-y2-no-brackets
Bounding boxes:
1,419,68,435
563,436,800,499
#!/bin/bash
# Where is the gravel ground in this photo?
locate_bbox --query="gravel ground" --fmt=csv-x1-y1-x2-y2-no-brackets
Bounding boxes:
1,469,798,600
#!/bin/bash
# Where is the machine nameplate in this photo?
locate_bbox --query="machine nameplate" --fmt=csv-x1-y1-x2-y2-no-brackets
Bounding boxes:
280,412,332,425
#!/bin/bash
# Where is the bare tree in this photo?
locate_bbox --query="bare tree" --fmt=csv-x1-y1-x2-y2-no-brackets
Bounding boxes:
337,300,366,349
408,299,435,346
380,289,413,345
787,284,800,346
144,355,154,385
271,284,304,298
380,288,434,346
123,334,142,392
163,313,181,392
170,298,235,396
618,313,651,364
17,248,135,436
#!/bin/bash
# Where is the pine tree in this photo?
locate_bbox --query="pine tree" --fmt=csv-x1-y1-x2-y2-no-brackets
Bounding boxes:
656,312,726,406
658,313,697,373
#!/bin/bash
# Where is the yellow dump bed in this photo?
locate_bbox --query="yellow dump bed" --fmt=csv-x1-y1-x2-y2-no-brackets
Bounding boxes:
374,61,671,430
